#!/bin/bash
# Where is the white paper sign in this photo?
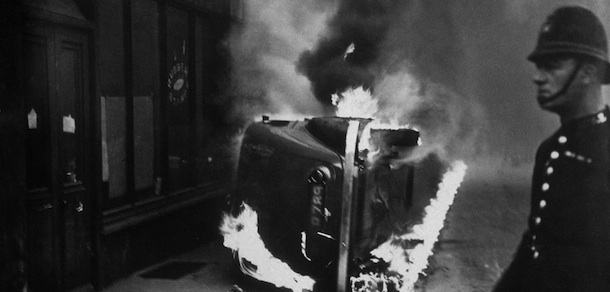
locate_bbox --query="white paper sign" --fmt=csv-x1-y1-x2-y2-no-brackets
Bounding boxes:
63,114,75,133
28,108,37,129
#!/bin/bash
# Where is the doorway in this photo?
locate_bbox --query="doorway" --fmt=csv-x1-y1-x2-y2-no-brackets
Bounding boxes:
23,24,93,291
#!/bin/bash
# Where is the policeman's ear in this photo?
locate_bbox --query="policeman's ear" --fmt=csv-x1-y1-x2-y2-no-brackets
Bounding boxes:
579,57,604,84
580,64,598,84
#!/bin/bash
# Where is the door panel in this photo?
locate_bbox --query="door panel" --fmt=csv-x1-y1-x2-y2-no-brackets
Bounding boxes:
57,33,83,184
24,27,60,292
61,185,89,288
25,190,57,291
56,30,90,289
23,26,92,291
24,31,52,190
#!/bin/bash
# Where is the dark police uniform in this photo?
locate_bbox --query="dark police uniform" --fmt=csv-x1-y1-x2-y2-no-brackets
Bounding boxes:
494,5,610,291
494,108,610,291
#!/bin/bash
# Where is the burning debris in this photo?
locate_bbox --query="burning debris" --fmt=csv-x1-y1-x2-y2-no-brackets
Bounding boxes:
351,161,467,292
220,203,316,292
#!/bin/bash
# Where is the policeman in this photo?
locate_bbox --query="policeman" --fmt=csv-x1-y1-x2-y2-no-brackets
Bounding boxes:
493,6,610,292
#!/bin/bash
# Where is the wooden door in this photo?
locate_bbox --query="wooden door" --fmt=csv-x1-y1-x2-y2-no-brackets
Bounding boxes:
23,25,92,291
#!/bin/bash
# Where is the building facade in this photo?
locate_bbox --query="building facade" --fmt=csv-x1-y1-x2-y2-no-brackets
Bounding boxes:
1,0,240,290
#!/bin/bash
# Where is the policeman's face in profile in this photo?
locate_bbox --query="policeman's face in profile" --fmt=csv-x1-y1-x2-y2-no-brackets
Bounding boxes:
532,56,582,112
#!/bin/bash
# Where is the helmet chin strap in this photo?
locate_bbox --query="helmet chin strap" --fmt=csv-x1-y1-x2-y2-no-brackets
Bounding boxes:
544,62,583,103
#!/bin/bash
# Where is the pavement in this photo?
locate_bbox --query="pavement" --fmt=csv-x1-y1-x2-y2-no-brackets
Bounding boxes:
100,239,282,292
415,162,531,292
101,161,532,292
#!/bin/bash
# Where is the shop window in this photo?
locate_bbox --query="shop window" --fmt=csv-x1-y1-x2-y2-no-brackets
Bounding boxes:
99,0,127,202
133,96,155,193
101,0,160,207
132,0,159,197
103,96,127,200
100,0,232,214
166,5,193,193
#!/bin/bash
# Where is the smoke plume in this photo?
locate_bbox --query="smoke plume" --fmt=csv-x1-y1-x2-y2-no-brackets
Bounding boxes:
228,0,610,167
297,0,396,104
296,0,483,162
227,0,336,123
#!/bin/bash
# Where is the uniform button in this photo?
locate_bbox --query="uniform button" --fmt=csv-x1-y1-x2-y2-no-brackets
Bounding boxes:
533,251,540,259
542,183,549,191
539,200,547,208
546,167,554,175
534,217,541,225
550,151,559,159
558,136,567,144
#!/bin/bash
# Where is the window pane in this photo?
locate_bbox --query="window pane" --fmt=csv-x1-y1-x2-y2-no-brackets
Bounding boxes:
98,0,124,96
132,0,159,96
195,15,207,186
134,96,154,191
132,0,159,194
99,0,127,204
105,96,127,199
166,6,192,192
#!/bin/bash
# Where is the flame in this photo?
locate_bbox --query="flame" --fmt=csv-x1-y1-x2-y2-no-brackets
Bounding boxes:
332,87,418,164
344,42,356,59
220,203,316,292
332,86,420,167
351,160,468,292
358,121,420,166
332,86,378,119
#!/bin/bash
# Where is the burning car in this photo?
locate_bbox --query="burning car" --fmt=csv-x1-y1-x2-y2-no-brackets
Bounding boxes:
223,115,430,290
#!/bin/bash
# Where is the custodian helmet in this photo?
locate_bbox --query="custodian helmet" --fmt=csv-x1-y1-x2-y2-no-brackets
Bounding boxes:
528,6,610,84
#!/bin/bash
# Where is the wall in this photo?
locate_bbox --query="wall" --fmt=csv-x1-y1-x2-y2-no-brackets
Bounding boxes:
0,1,27,291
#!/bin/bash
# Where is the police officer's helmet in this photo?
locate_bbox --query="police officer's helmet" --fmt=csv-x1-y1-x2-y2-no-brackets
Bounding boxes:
528,6,610,84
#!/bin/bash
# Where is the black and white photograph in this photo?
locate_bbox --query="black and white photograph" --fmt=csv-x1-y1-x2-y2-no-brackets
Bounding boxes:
1,0,610,291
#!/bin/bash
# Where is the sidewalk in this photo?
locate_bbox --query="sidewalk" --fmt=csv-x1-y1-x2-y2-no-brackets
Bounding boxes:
100,240,278,292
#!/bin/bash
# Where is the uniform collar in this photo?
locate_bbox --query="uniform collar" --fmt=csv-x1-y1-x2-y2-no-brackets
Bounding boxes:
560,106,609,132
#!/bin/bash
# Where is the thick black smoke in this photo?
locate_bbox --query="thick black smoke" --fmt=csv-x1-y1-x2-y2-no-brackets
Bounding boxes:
297,0,481,162
229,0,610,169
227,0,336,123
293,0,610,167
297,0,396,104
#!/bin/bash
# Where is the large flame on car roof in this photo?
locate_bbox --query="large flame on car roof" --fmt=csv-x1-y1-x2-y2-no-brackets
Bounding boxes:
333,86,419,165
351,161,467,292
220,203,315,292
332,86,378,119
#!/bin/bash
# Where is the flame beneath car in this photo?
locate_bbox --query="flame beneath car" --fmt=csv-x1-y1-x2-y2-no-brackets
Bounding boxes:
351,160,467,292
220,203,316,292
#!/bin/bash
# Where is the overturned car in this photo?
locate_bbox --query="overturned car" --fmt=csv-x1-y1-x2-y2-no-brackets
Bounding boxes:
224,115,444,290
